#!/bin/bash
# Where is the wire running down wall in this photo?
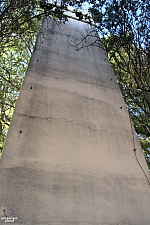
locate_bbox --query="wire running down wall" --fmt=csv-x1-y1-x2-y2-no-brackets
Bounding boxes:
0,17,150,225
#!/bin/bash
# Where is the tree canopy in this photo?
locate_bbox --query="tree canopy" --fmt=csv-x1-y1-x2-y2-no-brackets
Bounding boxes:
0,0,43,153
0,0,150,169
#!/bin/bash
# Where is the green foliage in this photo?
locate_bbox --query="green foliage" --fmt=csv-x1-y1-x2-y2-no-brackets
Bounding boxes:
39,0,68,21
0,33,38,154
101,35,150,169
90,8,102,23
0,0,43,156
101,33,150,169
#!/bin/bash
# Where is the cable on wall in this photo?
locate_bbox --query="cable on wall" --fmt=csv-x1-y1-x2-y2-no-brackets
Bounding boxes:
129,114,150,186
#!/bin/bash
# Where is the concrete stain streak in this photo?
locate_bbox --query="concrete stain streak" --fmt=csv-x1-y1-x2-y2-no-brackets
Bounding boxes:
16,113,135,139
27,69,117,89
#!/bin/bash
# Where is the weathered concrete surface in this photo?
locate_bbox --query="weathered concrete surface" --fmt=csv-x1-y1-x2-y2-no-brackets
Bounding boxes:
0,17,150,224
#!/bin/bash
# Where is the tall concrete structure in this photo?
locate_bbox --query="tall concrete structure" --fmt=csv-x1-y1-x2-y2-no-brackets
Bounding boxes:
0,17,150,224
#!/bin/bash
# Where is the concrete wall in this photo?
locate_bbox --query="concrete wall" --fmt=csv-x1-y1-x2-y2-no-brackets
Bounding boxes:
0,17,150,225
